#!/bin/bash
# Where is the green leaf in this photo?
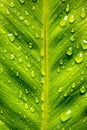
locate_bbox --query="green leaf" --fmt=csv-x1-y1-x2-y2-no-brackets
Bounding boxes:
0,0,87,130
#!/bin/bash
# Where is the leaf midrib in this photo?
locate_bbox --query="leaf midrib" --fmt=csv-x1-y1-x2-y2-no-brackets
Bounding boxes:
41,0,48,130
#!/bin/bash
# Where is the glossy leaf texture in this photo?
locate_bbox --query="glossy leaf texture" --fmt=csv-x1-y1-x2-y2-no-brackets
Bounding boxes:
0,0,87,130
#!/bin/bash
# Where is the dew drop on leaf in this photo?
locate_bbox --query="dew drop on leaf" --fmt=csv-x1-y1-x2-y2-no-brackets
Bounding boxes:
58,87,63,93
69,15,75,23
70,35,75,42
18,58,23,63
0,68,3,74
25,103,29,110
25,89,29,94
35,33,39,39
19,16,24,21
29,42,33,49
24,20,30,25
25,10,29,16
57,68,60,73
9,2,15,7
30,107,35,113
60,16,68,27
41,93,44,102
59,59,63,65
0,110,3,114
66,47,73,56
31,70,35,78
19,91,22,99
74,52,83,64
19,0,25,4
8,33,15,42
32,6,35,11
80,86,86,94
35,97,39,104
80,8,86,19
10,54,15,60
66,4,70,13
81,39,87,50
71,82,76,89
60,110,72,122
71,28,75,33
41,77,44,84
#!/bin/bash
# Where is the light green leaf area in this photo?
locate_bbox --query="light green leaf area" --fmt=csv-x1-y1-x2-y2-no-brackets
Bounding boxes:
0,0,87,130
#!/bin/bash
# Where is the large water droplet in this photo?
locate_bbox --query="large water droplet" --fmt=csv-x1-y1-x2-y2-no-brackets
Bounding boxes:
80,86,86,94
8,33,15,42
74,52,83,64
60,110,72,122
81,39,87,50
80,8,86,19
60,16,68,27
19,0,25,4
66,47,73,56
69,15,75,23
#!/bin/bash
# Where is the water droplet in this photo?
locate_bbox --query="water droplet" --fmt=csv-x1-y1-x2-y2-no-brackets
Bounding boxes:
8,33,15,42
81,39,87,50
30,107,35,113
23,96,27,102
58,87,63,93
19,0,25,4
0,110,3,114
71,28,75,33
59,59,63,65
32,6,35,11
57,68,60,73
16,71,19,77
41,68,45,76
24,115,26,119
60,110,72,122
70,35,75,42
19,16,24,21
66,47,73,56
80,86,86,94
9,2,15,7
27,63,31,68
29,42,33,49
41,77,44,84
35,97,39,104
24,20,30,25
41,93,44,102
25,103,29,110
74,52,83,64
18,58,23,63
66,4,70,12
3,49,7,53
60,16,68,27
71,82,76,89
10,54,15,60
31,70,35,78
32,0,37,2
25,89,29,94
69,15,75,23
80,8,86,19
35,33,39,39
25,11,29,16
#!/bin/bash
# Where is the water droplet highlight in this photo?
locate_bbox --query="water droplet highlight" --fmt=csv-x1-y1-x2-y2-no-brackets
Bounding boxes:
69,15,75,23
66,47,73,56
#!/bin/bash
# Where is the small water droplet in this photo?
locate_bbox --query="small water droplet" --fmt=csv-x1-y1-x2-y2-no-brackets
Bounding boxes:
31,70,35,78
80,8,86,19
10,54,15,60
19,91,22,99
19,0,25,4
29,42,33,49
9,2,15,7
27,63,31,68
70,35,75,42
60,110,72,122
58,87,63,93
41,77,44,84
74,52,83,64
25,89,29,94
25,103,29,110
3,49,7,53
66,4,70,12
35,33,39,39
23,96,27,102
80,86,86,94
30,107,35,113
24,19,30,25
16,71,19,77
8,33,15,42
41,93,44,102
66,47,73,56
19,16,24,21
0,110,3,114
81,39,87,50
69,15,75,23
18,58,23,63
35,97,39,104
0,68,3,74
32,6,35,11
71,82,76,89
25,11,29,16
81,70,85,75
57,68,60,73
59,59,63,65
71,28,75,33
